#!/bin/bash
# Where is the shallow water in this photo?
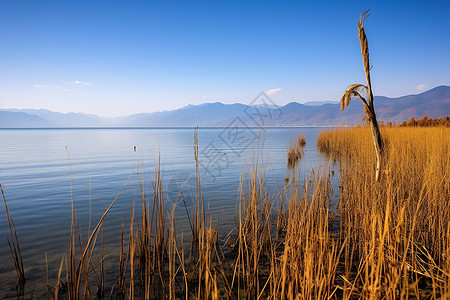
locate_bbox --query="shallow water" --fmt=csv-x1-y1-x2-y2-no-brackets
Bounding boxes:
0,127,338,298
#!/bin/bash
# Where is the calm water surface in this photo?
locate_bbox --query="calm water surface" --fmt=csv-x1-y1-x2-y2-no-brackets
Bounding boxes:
0,127,338,298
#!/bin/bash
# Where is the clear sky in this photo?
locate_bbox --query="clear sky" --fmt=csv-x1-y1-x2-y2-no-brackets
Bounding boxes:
0,0,449,117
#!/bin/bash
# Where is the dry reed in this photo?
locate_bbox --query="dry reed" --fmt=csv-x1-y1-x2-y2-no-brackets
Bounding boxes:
287,135,306,169
1,183,26,286
318,126,450,298
3,126,448,299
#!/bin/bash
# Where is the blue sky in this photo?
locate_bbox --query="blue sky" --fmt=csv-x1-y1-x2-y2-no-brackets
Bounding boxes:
0,0,449,117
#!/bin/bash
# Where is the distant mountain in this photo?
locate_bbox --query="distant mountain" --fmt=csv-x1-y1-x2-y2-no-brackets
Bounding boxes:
4,109,103,127
1,86,449,128
0,111,53,128
121,102,248,127
302,101,338,106
374,86,450,122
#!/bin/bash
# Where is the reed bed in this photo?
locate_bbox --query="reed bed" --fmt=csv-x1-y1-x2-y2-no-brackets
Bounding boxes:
2,126,449,299
318,126,450,298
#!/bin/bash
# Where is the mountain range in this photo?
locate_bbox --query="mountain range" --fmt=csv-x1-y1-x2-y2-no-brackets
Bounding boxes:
1,86,449,128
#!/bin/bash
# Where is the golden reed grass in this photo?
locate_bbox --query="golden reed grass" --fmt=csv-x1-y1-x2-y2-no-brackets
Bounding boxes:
287,135,306,169
3,126,449,299
318,126,450,298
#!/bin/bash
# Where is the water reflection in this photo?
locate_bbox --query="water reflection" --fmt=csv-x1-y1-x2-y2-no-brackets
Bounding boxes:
0,127,338,298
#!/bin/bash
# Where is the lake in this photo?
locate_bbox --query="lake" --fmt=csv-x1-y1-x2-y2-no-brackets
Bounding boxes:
0,127,338,298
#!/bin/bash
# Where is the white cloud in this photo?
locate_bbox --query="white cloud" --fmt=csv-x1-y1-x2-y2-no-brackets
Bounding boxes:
265,88,281,95
34,81,91,90
33,84,60,89
416,84,427,91
69,80,91,86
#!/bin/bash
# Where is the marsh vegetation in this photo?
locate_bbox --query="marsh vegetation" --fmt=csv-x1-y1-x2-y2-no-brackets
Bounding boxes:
2,125,448,299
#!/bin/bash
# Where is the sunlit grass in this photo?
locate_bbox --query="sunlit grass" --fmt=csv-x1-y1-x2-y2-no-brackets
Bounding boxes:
317,126,450,298
3,126,449,299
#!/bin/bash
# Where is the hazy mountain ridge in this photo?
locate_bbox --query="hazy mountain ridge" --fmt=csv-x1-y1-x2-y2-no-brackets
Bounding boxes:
0,111,53,128
4,108,103,127
1,86,449,128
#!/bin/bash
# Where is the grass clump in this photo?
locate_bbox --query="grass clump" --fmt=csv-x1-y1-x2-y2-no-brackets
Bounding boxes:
287,135,306,169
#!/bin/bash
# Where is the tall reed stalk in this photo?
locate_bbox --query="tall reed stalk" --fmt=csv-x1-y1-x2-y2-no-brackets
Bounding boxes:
340,9,383,181
1,184,25,286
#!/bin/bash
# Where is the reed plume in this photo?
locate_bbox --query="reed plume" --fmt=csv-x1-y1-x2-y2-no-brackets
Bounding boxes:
340,9,384,181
